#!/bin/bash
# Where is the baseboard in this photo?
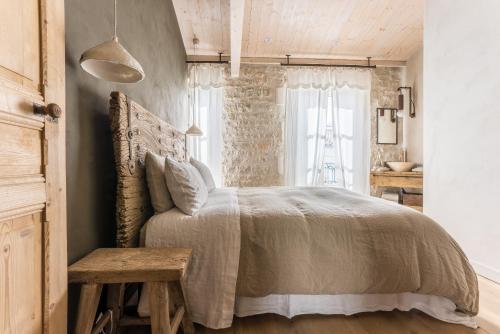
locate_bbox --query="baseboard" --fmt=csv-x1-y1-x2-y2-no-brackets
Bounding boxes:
471,260,500,283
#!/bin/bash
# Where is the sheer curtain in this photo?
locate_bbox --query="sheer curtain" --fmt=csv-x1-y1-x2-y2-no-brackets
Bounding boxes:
188,64,225,186
284,67,371,194
284,87,329,186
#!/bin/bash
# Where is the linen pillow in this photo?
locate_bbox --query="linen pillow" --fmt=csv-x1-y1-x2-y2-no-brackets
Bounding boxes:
190,158,216,192
145,152,174,213
164,157,208,215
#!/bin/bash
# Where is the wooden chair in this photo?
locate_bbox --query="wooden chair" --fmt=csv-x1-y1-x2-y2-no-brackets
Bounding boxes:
68,248,195,334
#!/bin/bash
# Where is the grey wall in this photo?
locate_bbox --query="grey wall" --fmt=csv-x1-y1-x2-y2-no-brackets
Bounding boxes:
65,0,187,325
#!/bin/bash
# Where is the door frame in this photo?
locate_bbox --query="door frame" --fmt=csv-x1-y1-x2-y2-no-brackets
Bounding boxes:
41,0,67,332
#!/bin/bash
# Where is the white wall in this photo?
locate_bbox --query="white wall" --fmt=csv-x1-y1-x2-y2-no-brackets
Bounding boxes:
405,49,423,163
424,0,500,283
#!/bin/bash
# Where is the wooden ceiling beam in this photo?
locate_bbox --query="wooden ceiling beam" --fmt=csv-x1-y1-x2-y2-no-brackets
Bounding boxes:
230,0,245,77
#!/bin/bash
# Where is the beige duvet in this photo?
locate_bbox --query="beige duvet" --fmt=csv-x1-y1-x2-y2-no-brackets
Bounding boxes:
141,187,478,329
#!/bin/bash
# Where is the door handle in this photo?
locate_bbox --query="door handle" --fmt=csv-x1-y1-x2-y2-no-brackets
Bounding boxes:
33,103,62,119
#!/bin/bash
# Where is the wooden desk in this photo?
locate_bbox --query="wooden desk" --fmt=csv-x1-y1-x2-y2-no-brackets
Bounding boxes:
370,171,423,211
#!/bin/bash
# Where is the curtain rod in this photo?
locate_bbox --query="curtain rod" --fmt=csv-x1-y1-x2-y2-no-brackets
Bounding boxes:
186,60,229,64
281,63,376,69
186,54,376,68
280,55,376,69
186,52,229,64
185,60,375,68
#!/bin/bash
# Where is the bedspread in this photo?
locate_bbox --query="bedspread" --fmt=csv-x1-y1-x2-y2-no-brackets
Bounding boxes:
140,187,478,329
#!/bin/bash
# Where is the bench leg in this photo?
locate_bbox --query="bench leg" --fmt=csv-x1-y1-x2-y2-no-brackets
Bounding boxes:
170,281,195,334
107,283,125,334
148,281,171,334
75,283,103,334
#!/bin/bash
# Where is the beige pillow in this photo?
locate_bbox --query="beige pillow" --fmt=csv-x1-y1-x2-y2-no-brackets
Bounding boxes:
145,152,174,213
164,157,208,215
190,158,216,192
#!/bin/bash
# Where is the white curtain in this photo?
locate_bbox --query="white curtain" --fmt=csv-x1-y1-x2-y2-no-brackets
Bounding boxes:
284,88,329,186
284,67,371,194
188,64,225,186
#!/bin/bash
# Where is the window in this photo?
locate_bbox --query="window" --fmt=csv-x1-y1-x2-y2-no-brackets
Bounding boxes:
299,90,355,188
284,70,370,194
188,85,224,186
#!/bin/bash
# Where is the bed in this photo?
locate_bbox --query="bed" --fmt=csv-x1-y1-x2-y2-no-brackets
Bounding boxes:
109,92,479,330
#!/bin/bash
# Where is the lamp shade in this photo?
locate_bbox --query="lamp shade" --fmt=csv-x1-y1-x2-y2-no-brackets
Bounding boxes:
186,124,203,136
80,37,145,83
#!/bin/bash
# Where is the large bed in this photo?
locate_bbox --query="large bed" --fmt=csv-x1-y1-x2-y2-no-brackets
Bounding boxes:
109,92,479,330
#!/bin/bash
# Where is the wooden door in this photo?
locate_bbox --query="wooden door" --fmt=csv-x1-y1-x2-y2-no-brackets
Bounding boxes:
0,0,67,333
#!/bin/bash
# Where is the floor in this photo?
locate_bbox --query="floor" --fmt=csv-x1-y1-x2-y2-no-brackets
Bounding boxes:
125,276,499,334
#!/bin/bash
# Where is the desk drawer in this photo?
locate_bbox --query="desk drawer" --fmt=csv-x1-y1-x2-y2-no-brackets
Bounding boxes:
400,190,423,207
371,175,423,188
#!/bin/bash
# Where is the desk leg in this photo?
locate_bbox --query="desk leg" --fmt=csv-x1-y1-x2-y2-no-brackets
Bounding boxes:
75,283,103,334
148,281,171,334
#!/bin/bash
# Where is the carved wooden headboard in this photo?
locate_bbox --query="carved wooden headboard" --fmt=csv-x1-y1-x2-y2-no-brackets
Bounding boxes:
109,92,186,247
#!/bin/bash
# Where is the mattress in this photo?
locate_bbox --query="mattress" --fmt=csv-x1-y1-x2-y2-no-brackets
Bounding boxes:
138,187,478,329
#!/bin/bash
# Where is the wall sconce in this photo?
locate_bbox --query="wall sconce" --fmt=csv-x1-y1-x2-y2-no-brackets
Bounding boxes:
391,109,397,123
397,87,416,118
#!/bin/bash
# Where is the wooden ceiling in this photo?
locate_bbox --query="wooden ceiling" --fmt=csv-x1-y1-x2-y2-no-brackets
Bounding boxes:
172,0,423,74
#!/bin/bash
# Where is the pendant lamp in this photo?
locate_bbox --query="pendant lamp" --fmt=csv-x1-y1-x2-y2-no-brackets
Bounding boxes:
80,0,145,83
187,36,203,137
186,124,203,136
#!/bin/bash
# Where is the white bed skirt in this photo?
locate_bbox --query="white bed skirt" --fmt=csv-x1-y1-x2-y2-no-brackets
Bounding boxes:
234,293,477,329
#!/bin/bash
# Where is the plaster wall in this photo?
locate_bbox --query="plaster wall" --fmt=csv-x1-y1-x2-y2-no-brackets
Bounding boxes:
424,0,500,282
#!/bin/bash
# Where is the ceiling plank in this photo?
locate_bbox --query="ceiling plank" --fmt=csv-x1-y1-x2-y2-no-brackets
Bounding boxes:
230,0,245,77
175,0,423,62
326,0,358,52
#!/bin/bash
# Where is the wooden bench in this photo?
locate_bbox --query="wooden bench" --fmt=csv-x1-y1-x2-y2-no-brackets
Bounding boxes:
68,248,195,334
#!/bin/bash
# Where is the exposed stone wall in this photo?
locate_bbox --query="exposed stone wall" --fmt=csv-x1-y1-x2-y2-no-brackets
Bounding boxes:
370,67,404,168
222,64,286,186
221,64,403,187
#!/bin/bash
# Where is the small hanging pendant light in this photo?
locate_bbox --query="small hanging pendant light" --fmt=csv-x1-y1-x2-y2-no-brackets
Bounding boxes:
187,36,203,137
186,124,203,136
80,0,145,83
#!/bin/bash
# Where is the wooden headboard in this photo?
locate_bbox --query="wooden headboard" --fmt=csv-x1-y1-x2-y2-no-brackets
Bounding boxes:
109,92,186,247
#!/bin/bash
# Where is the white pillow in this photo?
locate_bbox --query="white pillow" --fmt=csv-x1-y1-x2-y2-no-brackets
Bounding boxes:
145,152,174,213
190,158,216,192
164,157,208,215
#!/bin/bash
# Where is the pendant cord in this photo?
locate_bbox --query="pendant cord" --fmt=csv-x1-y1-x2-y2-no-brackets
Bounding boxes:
113,0,117,38
193,38,197,125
